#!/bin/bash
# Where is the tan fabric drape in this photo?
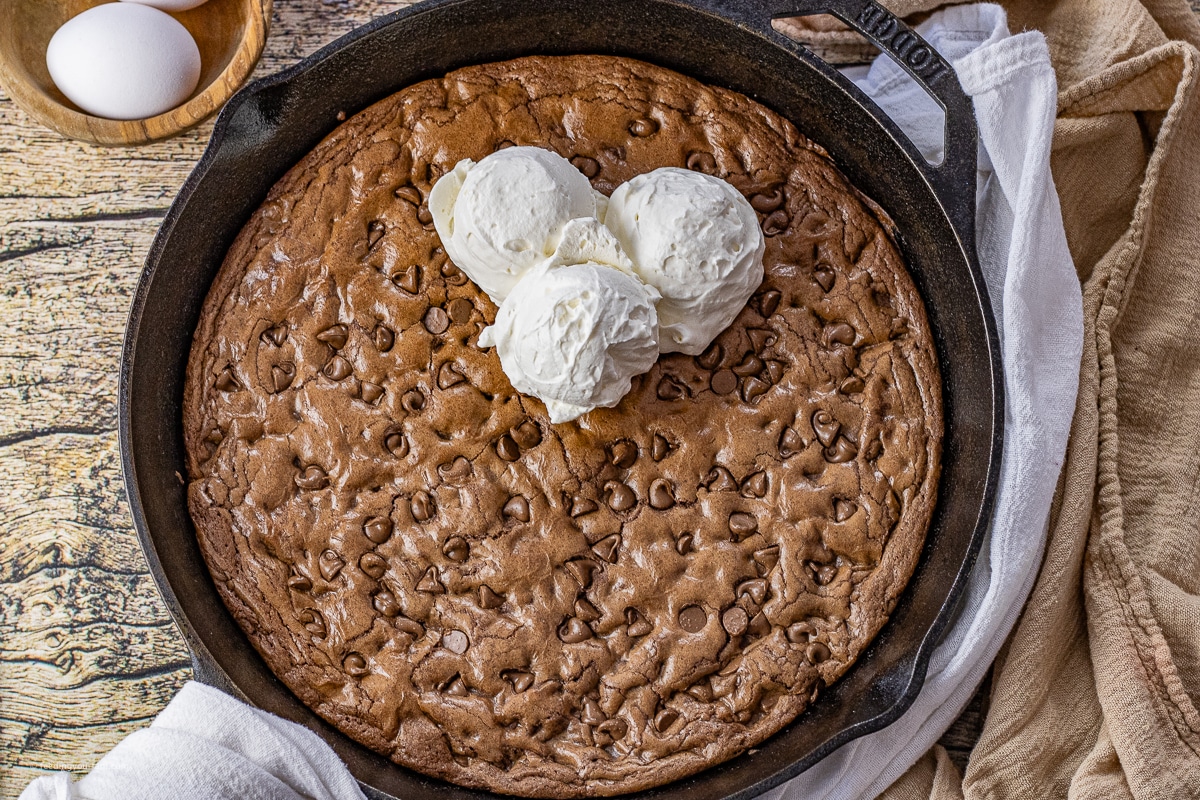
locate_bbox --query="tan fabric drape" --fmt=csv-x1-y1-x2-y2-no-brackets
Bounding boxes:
848,0,1200,797
782,0,1200,795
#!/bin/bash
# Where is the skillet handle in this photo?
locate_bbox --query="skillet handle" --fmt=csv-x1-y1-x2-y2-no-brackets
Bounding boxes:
716,0,977,251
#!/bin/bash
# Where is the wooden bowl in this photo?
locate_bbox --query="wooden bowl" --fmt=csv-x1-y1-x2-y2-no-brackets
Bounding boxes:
0,0,272,146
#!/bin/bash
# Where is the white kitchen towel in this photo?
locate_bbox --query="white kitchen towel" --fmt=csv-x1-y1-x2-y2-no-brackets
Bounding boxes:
763,4,1083,800
18,681,367,800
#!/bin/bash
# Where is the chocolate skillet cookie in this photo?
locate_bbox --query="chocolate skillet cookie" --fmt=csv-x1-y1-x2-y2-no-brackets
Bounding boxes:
183,55,942,797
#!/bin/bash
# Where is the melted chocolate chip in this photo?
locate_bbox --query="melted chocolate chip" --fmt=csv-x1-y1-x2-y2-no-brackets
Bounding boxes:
697,341,723,370
763,209,790,236
575,597,601,622
581,697,606,725
558,617,592,643
437,361,466,389
686,151,718,174
496,434,520,462
565,558,600,589
812,410,840,448
384,430,409,458
711,369,738,395
416,566,445,593
824,322,856,347
438,456,472,484
840,375,866,394
750,186,785,213
317,324,348,349
367,220,386,248
503,495,530,522
629,118,659,137
786,621,815,643
609,439,638,469
512,420,542,449
442,536,469,562
721,606,749,636
569,495,598,517
443,630,469,654
374,590,401,617
747,329,776,353
757,290,782,318
503,670,534,693
343,653,369,677
288,572,312,592
705,466,738,492
648,478,676,510
741,376,770,403
424,307,450,335
657,376,686,401
779,427,804,459
675,533,695,554
740,471,767,498
395,185,421,205
480,585,505,609
654,708,680,733
604,482,636,512
374,324,395,352
736,577,768,605
447,298,473,324
806,642,831,664
394,265,420,294
261,323,287,347
271,364,295,393
295,465,329,491
591,533,622,564
411,490,435,522
324,355,352,381
215,366,240,392
359,552,387,579
729,512,758,541
570,155,600,178
401,389,425,412
319,549,345,581
814,265,836,292
417,203,434,227
625,607,653,637
298,609,326,638
733,354,764,377
678,605,707,632
753,545,780,575
651,434,671,461
825,436,858,463
834,499,858,522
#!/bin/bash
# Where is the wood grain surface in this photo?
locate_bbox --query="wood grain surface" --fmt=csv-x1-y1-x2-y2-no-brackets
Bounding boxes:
0,2,982,795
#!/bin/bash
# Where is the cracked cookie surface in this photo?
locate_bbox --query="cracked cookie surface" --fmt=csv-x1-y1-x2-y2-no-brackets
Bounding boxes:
183,55,942,797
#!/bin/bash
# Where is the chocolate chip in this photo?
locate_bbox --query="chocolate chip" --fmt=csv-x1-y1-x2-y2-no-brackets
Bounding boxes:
367,220,386,248
373,324,394,352
704,466,738,492
733,354,764,377
591,533,622,563
394,264,420,294
814,265,836,293
324,355,352,381
437,361,466,389
503,670,534,693
496,434,520,462
729,512,758,541
575,597,601,623
651,434,671,461
298,609,326,638
654,708,680,733
270,364,295,393
359,552,387,579
824,322,856,347
711,672,738,698
825,436,858,463
779,427,804,459
442,262,468,285
678,605,707,633
395,185,421,205
512,420,542,449
215,366,240,392
750,186,785,213
741,471,767,498
629,118,658,137
362,516,393,544
834,498,858,522
609,439,638,469
416,566,445,593
570,155,601,178
319,549,345,581
446,298,473,324
648,479,675,510
657,376,685,400
442,536,469,562
395,393,426,420
741,376,770,403
840,374,866,394
625,607,653,637
374,590,401,617
696,341,723,370
395,616,425,638
686,682,714,702
747,329,776,353
295,465,328,491
261,323,287,347
748,611,771,637
480,585,504,609
812,410,841,448
503,495,530,522
569,495,598,517
343,653,369,677
443,629,469,654
599,718,629,740
786,621,815,643
763,209,790,236
711,369,738,395
811,563,838,585
411,490,435,522
424,306,450,335
442,674,467,695
737,577,768,605
604,482,636,512
417,203,434,226
558,617,592,643
721,606,749,636
753,546,780,575
686,151,717,174
581,697,606,725
765,360,785,384
438,456,472,484
757,290,783,319
806,642,831,664
864,437,884,460
384,430,408,458
565,558,600,588
287,572,312,592
358,379,385,406
316,324,348,349
675,533,695,554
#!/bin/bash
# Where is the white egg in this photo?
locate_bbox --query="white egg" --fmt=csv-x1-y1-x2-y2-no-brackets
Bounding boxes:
46,4,202,121
120,0,211,11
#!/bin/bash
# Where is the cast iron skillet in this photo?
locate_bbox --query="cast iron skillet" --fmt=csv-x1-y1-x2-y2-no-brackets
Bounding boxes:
119,1,1003,798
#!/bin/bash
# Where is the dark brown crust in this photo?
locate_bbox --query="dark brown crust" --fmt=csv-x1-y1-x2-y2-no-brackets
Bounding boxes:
182,55,942,797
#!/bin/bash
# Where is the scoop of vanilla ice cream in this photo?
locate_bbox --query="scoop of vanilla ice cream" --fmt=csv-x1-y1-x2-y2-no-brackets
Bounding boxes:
604,167,765,355
428,147,607,301
478,262,660,423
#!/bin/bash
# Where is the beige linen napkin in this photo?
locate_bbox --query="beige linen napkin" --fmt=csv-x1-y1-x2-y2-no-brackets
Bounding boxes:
839,0,1200,796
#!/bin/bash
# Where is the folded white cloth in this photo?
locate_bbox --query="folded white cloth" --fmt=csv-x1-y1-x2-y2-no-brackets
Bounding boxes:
21,7,1081,799
18,682,366,800
763,5,1083,799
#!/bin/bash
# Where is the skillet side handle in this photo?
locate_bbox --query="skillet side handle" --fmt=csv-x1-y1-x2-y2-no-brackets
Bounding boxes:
730,0,978,252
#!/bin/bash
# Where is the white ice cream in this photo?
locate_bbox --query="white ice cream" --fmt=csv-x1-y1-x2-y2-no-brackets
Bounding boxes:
428,147,607,301
605,167,765,355
479,262,660,424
